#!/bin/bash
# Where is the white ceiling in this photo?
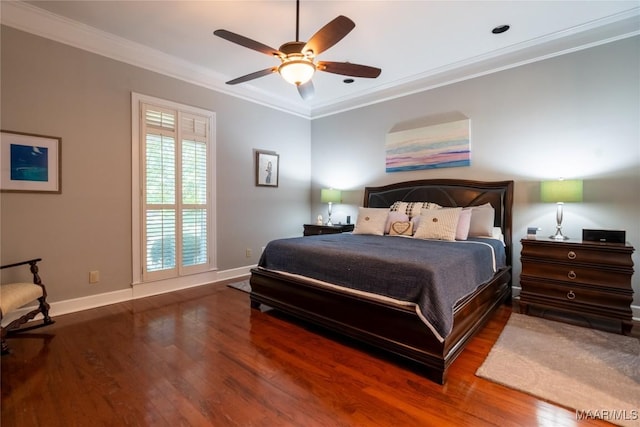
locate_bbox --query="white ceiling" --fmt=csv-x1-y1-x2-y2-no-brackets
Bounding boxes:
3,1,639,118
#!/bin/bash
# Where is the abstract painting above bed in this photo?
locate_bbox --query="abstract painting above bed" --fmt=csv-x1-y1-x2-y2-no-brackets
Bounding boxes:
385,119,471,172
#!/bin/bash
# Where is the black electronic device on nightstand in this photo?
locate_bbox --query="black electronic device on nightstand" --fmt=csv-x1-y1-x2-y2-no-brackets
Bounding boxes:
582,229,626,244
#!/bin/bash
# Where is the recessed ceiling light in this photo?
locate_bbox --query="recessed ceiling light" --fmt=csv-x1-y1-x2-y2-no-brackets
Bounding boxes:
343,78,355,84
492,25,510,34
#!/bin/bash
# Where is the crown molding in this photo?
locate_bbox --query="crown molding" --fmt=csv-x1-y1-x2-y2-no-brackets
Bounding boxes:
1,1,312,118
310,10,640,119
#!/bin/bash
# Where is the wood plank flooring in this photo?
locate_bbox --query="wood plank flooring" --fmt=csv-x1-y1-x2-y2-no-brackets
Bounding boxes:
1,279,613,426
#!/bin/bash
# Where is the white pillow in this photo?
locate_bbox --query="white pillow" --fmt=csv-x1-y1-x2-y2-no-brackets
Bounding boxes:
414,208,462,241
353,208,389,235
468,203,495,237
385,211,410,234
456,208,472,240
492,227,505,244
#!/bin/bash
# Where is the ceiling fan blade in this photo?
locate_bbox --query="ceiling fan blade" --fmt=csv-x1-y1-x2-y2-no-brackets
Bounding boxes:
214,29,283,57
297,80,315,100
303,16,355,56
317,61,381,78
226,67,277,85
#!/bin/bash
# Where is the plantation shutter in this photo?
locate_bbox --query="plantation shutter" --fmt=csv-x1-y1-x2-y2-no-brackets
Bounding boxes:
180,114,209,270
141,104,210,281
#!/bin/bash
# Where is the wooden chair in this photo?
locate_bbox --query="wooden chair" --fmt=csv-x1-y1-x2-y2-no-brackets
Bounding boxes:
1,258,54,354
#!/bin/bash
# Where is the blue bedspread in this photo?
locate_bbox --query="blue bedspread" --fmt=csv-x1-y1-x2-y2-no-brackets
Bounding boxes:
258,233,506,341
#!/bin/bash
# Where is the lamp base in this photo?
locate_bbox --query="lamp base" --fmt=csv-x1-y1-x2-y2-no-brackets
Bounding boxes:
550,227,569,240
551,204,569,240
326,202,333,226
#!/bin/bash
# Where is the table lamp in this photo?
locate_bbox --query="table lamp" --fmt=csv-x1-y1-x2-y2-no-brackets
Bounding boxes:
320,188,341,226
540,179,583,240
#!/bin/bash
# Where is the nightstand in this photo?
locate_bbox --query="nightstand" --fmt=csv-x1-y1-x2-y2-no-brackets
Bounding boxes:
303,223,354,236
519,237,635,335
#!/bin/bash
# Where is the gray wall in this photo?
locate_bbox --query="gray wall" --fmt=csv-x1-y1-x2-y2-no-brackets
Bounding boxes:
310,36,640,305
1,27,311,302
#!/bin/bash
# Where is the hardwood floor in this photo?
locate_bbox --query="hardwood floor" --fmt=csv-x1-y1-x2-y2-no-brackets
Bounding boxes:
1,279,613,426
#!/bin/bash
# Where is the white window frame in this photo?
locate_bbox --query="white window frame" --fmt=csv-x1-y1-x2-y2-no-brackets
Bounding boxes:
131,92,216,285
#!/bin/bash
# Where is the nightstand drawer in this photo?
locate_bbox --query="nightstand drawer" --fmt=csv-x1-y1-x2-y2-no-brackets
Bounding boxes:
520,278,633,315
521,241,633,267
521,260,632,289
303,224,354,236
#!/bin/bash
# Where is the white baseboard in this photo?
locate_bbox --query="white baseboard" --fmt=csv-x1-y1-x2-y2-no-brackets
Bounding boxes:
1,265,255,326
4,274,639,326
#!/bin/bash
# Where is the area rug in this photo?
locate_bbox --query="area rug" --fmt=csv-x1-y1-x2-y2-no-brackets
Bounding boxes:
476,313,640,427
227,280,251,293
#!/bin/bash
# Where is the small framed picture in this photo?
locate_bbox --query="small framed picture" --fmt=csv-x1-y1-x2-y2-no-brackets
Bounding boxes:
1,130,62,193
255,150,279,187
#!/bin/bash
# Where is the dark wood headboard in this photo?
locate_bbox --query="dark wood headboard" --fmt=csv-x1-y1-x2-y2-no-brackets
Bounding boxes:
363,179,514,265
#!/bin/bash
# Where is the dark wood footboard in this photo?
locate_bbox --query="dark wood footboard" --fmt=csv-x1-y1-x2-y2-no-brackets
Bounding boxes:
250,266,511,384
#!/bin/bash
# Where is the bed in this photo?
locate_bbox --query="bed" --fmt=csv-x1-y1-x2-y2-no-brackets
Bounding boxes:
249,179,514,384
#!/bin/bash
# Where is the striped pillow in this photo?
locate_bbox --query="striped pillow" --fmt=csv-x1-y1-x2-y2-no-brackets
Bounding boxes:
389,201,441,218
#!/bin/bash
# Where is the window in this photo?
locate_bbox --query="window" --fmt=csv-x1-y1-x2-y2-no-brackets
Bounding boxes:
132,94,215,284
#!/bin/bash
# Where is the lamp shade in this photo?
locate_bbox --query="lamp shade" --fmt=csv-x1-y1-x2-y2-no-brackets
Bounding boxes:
320,188,341,204
540,179,583,203
278,59,315,86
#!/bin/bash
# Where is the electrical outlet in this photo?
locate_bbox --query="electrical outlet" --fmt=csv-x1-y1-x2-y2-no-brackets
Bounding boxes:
245,248,252,258
89,270,100,283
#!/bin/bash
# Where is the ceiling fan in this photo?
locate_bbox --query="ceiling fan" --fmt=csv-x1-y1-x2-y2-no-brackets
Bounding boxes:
213,0,381,100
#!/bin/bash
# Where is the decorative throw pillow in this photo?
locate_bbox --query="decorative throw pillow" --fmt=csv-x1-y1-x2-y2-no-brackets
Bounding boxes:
456,208,472,240
389,221,413,236
385,211,410,234
468,203,495,237
414,208,462,241
389,201,403,212
389,201,441,218
353,207,389,236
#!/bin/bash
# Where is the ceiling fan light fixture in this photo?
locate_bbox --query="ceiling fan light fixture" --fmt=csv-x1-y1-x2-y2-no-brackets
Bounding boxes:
214,3,379,97
278,58,315,86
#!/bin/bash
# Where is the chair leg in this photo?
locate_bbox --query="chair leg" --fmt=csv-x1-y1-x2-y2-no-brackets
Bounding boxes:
1,297,55,355
38,296,54,325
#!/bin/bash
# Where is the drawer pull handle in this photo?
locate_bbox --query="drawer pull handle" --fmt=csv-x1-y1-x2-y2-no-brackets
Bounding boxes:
567,251,577,260
568,271,577,280
567,291,576,300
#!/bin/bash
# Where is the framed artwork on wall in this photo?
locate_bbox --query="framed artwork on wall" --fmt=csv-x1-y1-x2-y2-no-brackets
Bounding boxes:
1,130,62,193
385,119,470,172
255,150,279,187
